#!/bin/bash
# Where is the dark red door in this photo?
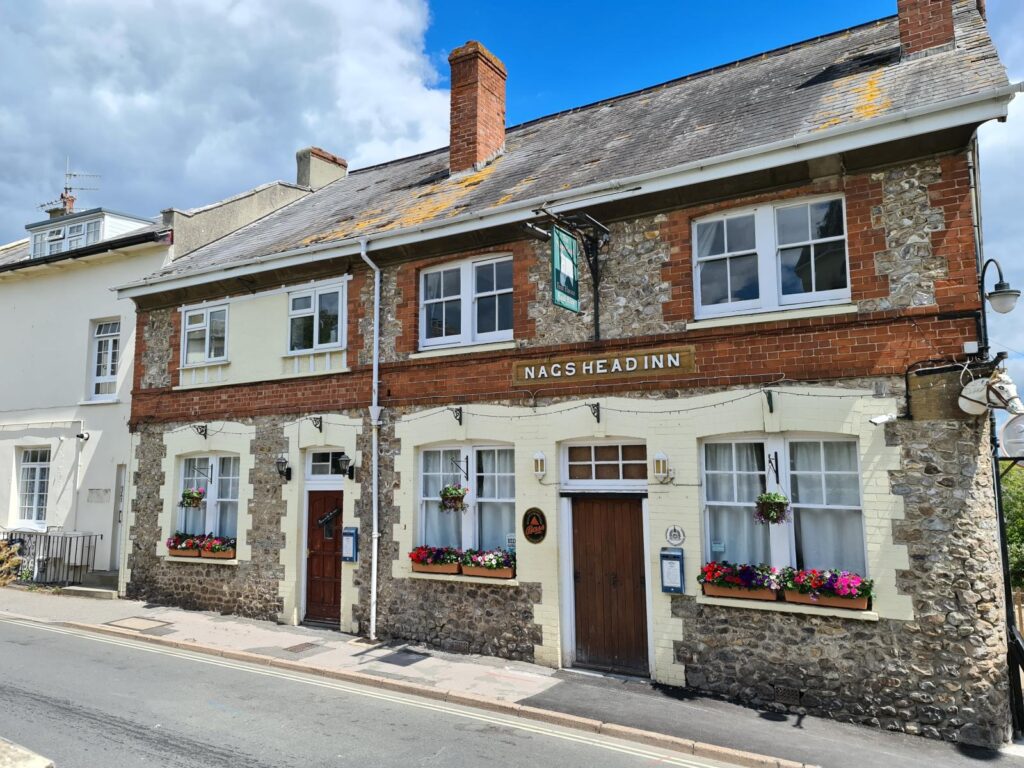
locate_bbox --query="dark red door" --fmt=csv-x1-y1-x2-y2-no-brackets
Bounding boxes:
306,490,343,623
572,496,649,676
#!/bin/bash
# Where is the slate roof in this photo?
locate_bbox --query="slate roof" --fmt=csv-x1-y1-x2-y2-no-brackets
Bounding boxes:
147,4,1009,286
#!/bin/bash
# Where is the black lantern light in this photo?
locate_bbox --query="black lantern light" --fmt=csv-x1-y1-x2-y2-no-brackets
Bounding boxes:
275,456,292,482
332,451,357,480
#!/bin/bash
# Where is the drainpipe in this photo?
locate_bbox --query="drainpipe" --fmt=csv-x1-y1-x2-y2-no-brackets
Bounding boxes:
359,237,383,641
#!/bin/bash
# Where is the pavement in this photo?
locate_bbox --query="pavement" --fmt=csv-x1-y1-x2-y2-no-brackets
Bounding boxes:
1,587,1021,768
0,738,52,768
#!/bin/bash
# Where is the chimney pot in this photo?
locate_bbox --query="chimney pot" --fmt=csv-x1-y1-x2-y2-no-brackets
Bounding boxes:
448,41,507,174
296,146,348,191
897,0,956,56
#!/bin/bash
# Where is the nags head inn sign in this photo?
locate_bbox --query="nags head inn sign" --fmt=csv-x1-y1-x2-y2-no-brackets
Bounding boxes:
512,346,696,386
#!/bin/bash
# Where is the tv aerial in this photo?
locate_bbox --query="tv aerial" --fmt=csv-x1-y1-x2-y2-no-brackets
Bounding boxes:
38,157,100,214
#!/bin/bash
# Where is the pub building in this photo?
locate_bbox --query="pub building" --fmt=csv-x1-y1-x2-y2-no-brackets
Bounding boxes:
118,0,1018,747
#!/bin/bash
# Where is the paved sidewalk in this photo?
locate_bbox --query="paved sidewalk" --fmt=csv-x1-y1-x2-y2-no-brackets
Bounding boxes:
1,588,1019,768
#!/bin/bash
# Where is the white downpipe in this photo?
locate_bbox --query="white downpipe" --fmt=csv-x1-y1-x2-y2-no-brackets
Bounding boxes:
360,237,383,641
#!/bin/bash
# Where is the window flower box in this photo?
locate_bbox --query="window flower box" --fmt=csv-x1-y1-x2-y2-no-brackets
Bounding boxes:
166,532,203,557
168,548,200,558
460,548,516,579
409,545,461,574
698,561,781,602
780,567,872,611
200,536,237,559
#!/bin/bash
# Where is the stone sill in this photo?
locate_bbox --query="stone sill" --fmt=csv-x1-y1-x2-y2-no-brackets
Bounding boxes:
696,594,879,621
77,398,122,406
173,366,352,391
162,555,239,566
409,340,516,360
687,303,857,330
405,570,519,586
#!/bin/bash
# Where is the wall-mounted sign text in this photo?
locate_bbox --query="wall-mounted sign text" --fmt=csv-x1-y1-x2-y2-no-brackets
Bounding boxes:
512,346,695,386
522,508,547,544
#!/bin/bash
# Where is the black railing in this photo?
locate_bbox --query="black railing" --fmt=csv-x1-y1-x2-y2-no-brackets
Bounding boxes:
1,531,101,586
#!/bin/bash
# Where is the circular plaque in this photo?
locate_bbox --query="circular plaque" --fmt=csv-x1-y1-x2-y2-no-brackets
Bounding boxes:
522,508,547,544
665,525,685,546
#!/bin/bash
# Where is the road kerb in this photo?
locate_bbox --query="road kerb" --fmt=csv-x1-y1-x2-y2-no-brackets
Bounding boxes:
58,620,816,768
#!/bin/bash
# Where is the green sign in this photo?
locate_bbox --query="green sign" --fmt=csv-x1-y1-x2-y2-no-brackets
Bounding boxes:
551,226,580,313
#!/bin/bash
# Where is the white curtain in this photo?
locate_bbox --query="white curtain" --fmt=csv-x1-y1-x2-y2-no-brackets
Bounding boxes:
422,449,462,548
708,505,770,564
180,458,209,534
479,502,515,551
704,442,767,563
217,456,240,538
795,507,865,573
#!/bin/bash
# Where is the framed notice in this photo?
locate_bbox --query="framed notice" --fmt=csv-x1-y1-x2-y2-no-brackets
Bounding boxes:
551,226,580,313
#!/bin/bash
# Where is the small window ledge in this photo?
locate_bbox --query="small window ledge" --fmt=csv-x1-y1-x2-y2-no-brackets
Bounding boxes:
695,593,878,621
410,340,516,360
687,303,857,331
161,555,239,566
78,398,121,406
405,570,519,587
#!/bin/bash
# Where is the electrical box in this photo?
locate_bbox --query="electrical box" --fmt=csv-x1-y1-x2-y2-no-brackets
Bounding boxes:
660,547,684,594
342,527,358,562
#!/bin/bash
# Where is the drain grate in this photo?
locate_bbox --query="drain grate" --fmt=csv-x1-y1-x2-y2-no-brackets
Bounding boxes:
774,685,801,706
283,642,318,654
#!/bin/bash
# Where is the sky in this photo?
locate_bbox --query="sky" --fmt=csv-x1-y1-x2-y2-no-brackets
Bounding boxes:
0,0,1021,372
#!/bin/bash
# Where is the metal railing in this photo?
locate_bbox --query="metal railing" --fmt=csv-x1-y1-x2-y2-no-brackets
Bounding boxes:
1,530,101,586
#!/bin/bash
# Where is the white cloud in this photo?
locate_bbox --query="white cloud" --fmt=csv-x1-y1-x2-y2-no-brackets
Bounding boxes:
978,0,1024,391
0,0,449,241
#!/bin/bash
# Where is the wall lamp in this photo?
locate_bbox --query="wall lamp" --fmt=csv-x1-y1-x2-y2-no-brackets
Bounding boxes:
75,432,90,441
275,456,292,482
982,258,1020,315
653,452,674,484
533,451,547,481
332,451,357,480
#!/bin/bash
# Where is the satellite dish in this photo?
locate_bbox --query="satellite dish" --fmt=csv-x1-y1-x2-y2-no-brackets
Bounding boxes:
1001,414,1024,458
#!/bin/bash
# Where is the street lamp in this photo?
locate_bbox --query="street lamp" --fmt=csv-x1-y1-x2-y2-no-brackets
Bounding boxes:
982,258,1020,314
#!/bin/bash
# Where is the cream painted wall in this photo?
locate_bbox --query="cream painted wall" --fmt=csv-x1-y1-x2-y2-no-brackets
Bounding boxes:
176,276,351,389
0,245,167,570
393,387,908,684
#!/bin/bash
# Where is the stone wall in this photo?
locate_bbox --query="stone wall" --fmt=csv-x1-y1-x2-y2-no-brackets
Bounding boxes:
350,409,543,661
139,307,174,389
125,418,288,619
673,416,1010,748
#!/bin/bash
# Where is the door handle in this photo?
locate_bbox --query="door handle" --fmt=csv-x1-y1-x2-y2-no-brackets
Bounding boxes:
573,569,580,584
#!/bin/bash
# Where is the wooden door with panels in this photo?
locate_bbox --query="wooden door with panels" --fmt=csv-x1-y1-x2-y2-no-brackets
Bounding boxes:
306,490,344,623
571,495,649,676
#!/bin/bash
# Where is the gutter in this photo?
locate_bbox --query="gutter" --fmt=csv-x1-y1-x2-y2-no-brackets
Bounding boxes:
359,237,383,641
0,229,169,277
117,83,1021,300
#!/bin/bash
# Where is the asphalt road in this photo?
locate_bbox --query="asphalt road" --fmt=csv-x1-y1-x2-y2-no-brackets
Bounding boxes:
0,618,727,768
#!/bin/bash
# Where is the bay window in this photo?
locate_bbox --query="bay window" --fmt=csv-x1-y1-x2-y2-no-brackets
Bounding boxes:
420,255,513,349
693,196,849,318
701,436,865,574
420,445,516,551
179,455,240,538
182,306,228,366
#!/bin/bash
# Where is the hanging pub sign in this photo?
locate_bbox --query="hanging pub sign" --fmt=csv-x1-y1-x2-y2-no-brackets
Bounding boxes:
551,226,580,313
522,508,547,544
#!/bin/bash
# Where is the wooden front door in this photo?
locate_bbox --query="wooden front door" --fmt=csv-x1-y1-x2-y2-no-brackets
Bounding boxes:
306,490,344,623
571,495,649,676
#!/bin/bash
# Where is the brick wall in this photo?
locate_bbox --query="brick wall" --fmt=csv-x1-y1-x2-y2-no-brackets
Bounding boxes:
898,0,955,55
448,41,507,173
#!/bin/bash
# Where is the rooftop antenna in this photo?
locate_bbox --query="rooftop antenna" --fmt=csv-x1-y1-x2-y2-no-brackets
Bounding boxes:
38,157,100,217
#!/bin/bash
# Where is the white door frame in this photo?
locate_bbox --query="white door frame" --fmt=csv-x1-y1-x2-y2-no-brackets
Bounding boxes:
299,450,345,623
559,493,655,677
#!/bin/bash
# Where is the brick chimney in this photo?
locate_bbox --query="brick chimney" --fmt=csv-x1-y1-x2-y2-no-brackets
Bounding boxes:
296,146,348,191
448,41,507,174
897,0,955,56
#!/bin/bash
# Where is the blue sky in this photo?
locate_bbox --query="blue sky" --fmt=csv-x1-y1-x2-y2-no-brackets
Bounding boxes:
423,1,895,126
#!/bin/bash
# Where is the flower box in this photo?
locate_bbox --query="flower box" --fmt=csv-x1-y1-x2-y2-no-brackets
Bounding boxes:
411,562,460,574
461,565,514,579
168,549,200,558
702,583,778,601
201,549,236,560
783,589,869,611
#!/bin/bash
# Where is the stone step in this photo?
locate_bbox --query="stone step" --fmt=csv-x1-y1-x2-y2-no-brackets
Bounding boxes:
58,585,117,600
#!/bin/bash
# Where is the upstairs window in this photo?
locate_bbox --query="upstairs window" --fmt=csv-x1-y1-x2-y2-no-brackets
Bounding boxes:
288,284,345,353
85,220,101,245
182,306,228,366
420,256,513,349
693,196,848,318
90,320,120,399
66,223,85,251
19,448,50,522
179,455,239,538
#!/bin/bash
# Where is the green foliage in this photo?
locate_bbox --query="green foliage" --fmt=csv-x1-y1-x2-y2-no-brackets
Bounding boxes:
1001,462,1024,587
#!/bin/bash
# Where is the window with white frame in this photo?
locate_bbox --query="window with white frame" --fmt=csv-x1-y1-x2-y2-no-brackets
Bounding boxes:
66,223,85,251
420,256,513,348
701,436,865,574
85,220,101,245
178,455,239,538
566,444,648,483
693,197,848,318
182,306,228,366
288,284,345,353
31,233,45,258
89,320,120,399
308,451,348,477
19,448,50,522
419,446,515,551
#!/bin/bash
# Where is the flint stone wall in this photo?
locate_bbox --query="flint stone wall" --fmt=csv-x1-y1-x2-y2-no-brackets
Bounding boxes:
125,418,288,619
139,307,174,389
674,417,1010,748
